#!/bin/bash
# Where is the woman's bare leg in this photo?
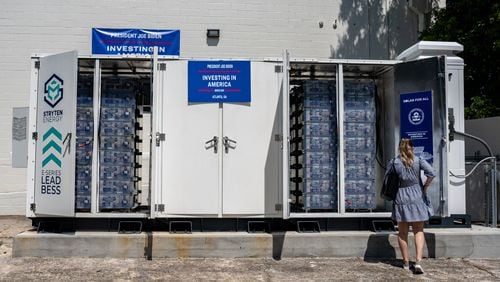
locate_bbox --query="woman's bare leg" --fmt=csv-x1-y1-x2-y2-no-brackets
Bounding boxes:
412,221,425,262
397,222,410,265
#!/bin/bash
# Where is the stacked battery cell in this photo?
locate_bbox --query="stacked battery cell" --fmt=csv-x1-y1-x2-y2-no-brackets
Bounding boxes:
75,80,93,210
99,85,136,210
302,81,337,210
344,81,376,210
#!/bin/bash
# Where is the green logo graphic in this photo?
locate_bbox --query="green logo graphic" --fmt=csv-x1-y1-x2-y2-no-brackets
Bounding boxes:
42,127,62,167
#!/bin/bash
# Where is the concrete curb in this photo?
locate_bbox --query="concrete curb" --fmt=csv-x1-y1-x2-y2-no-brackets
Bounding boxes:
12,226,500,258
13,232,146,258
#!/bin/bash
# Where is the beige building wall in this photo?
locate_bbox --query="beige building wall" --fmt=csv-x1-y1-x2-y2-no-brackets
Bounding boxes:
0,0,441,214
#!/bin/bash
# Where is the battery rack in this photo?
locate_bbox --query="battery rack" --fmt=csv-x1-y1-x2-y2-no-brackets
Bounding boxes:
75,75,94,211
98,77,142,211
289,76,338,213
343,81,377,211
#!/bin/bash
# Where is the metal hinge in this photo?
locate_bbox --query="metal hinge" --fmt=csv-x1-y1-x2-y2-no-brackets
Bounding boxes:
155,132,165,147
32,132,38,140
157,63,166,71
155,204,165,212
30,203,36,212
34,61,40,69
275,204,282,211
275,65,283,73
274,134,282,142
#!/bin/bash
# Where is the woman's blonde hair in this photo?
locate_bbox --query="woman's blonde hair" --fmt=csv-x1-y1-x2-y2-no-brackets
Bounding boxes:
399,138,414,167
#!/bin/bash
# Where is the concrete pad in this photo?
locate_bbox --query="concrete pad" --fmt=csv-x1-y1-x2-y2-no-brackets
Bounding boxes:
279,228,500,259
426,227,500,258
12,231,146,258
152,232,272,258
280,231,397,258
12,225,500,259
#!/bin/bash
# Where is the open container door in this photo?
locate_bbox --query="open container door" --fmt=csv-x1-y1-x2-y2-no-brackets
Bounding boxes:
32,51,78,217
394,56,448,217
282,51,291,219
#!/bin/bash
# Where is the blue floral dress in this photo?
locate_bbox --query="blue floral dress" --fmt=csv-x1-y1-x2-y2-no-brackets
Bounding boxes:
388,156,436,222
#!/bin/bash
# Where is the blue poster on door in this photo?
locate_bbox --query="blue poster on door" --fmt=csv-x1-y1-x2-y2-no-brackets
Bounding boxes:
400,91,433,164
188,61,251,103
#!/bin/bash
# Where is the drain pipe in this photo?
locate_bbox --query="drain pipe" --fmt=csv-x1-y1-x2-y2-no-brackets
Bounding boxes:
449,112,497,227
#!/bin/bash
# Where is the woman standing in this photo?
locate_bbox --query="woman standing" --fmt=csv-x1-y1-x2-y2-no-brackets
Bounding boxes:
389,138,436,274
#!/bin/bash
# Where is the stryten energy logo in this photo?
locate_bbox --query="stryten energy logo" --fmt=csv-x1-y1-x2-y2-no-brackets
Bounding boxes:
42,127,62,168
44,74,64,108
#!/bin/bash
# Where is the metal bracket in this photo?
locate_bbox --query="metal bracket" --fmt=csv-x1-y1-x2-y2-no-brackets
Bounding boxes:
155,204,165,212
157,63,166,71
155,132,165,147
169,221,192,234
30,203,36,212
448,108,455,141
297,221,320,233
275,65,283,73
247,221,271,233
32,132,38,140
34,61,40,69
37,221,63,233
274,134,283,142
371,220,396,232
426,214,471,228
118,221,143,234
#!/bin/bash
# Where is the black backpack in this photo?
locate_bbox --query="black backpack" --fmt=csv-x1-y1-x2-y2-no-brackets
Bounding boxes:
380,159,400,201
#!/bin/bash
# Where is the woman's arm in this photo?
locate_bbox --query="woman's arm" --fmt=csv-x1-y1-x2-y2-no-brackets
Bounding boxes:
422,176,434,192
419,157,436,192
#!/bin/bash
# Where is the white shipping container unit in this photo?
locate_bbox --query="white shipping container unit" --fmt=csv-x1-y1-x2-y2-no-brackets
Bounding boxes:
26,42,467,228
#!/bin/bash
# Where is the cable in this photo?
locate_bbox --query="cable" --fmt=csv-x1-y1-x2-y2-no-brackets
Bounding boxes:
449,156,496,178
453,130,493,157
450,127,497,228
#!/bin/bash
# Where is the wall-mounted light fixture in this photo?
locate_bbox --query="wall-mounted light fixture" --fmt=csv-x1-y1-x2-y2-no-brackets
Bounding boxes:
207,29,220,38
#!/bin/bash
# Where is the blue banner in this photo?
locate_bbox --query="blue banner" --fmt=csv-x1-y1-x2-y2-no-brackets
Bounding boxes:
400,91,434,164
92,28,180,56
188,61,251,103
